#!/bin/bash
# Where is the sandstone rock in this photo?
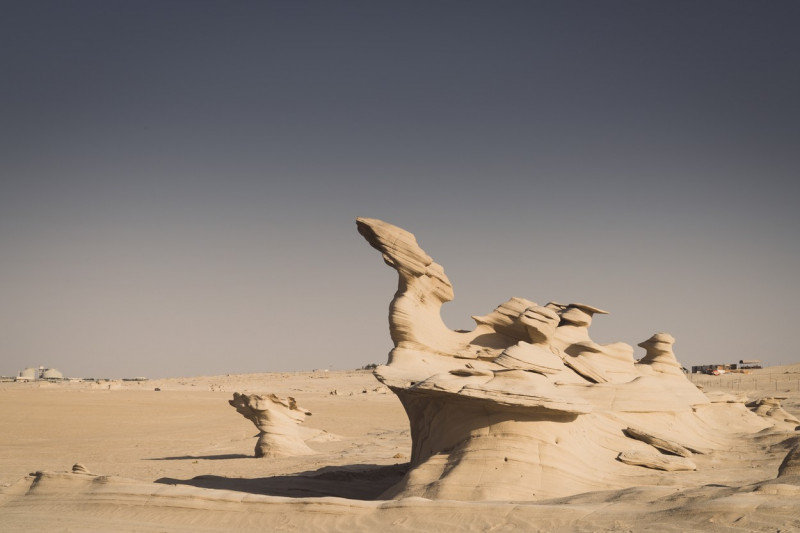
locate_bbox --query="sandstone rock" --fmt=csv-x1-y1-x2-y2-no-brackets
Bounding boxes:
617,450,697,471
622,426,699,457
636,333,685,376
229,392,317,458
494,306,566,375
472,297,538,342
72,463,90,474
356,217,777,501
777,441,800,479
748,397,800,429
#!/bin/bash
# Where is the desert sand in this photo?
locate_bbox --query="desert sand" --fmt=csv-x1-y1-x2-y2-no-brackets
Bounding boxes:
0,368,798,532
2,218,799,531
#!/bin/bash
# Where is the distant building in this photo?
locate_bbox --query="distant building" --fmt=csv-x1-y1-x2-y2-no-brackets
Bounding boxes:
691,363,738,374
16,367,38,381
41,368,64,380
691,361,763,374
15,366,65,381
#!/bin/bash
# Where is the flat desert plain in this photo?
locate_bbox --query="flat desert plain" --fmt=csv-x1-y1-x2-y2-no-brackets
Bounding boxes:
1,365,799,532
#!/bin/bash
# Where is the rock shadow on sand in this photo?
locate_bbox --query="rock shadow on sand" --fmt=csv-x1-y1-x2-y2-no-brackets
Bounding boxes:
146,454,251,460
155,463,409,500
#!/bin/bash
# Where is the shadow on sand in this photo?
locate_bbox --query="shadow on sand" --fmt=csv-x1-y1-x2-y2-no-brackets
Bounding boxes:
147,454,252,461
156,463,409,500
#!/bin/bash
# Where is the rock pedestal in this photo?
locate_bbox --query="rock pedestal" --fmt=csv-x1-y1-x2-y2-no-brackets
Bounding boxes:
357,217,778,500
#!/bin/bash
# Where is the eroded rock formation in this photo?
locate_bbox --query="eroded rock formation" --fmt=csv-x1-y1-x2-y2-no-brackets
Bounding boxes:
230,393,333,458
748,397,800,430
356,217,787,501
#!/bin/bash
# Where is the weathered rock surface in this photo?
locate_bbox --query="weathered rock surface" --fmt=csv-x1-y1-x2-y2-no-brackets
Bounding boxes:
636,332,685,376
622,426,701,457
229,393,331,458
748,397,800,430
71,463,90,474
777,439,800,479
356,217,783,501
617,450,697,471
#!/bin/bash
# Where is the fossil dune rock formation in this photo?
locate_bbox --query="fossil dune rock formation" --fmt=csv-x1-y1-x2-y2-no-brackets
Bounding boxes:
356,217,789,501
748,397,800,430
229,392,334,458
636,332,686,377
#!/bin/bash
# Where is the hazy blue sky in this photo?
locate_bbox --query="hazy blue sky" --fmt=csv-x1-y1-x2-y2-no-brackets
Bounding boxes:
2,1,798,378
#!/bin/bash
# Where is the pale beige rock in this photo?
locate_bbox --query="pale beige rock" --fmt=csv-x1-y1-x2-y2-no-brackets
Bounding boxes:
617,449,697,471
494,306,566,375
356,217,780,501
472,297,538,342
356,218,469,358
623,426,696,457
748,397,800,429
559,302,608,327
550,303,638,382
494,341,565,374
229,392,318,458
636,332,686,376
557,341,611,383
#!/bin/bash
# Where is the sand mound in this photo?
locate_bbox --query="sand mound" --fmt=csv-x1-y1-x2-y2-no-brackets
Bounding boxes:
3,466,799,532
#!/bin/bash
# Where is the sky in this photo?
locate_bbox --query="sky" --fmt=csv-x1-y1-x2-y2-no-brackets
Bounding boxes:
1,1,799,378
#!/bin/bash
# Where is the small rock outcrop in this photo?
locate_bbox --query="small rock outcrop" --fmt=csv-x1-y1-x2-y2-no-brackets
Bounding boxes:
617,450,697,471
622,427,702,457
748,397,800,430
72,463,90,474
636,333,685,376
229,393,320,458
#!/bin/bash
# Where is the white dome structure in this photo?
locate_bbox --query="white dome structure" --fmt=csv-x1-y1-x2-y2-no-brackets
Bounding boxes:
41,368,64,380
17,367,37,380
